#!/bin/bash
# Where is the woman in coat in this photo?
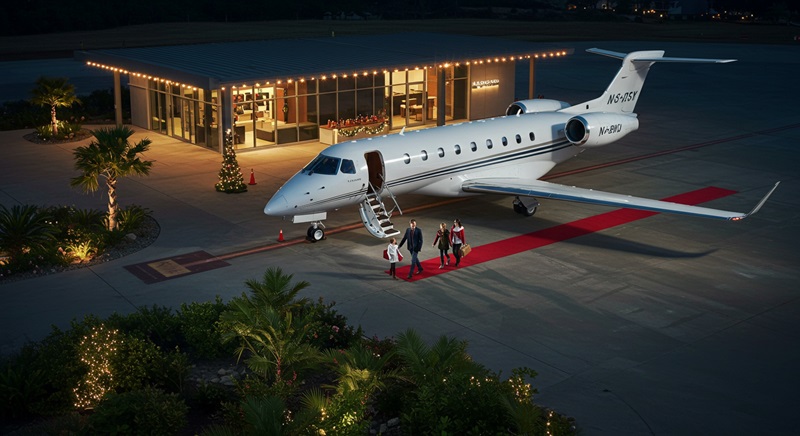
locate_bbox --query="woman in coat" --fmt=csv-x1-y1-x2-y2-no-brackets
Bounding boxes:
450,219,465,267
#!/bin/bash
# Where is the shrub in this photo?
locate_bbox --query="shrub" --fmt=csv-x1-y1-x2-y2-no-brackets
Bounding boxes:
107,305,181,349
117,204,152,234
34,119,84,141
5,412,88,434
301,297,362,350
87,387,188,435
0,204,56,263
46,205,105,242
178,297,233,358
193,381,235,414
111,335,169,393
0,99,48,130
24,315,106,415
0,348,48,419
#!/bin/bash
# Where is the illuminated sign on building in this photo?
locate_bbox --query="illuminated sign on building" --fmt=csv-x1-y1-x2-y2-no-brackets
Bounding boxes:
472,79,500,89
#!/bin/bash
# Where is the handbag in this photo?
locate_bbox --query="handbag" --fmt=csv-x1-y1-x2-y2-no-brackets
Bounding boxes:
460,243,472,257
383,249,403,261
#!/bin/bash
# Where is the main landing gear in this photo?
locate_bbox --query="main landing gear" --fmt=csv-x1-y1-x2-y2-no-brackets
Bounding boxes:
306,222,326,242
513,196,539,217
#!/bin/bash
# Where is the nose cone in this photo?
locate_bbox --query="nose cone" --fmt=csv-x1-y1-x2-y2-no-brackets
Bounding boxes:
264,194,288,216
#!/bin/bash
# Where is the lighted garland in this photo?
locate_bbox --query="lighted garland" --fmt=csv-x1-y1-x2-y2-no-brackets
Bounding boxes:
336,122,387,138
73,324,121,409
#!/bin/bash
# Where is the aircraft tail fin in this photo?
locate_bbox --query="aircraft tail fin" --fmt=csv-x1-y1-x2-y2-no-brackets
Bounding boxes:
562,48,736,115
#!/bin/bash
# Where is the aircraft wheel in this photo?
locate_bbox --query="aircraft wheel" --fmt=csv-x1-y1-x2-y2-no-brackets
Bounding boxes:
307,226,325,242
513,197,536,216
513,198,525,214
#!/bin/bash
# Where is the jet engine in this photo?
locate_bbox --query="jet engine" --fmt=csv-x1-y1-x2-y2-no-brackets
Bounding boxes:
564,113,639,147
506,99,570,115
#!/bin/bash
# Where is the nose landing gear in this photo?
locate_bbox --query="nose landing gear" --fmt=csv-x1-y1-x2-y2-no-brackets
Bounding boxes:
306,222,326,242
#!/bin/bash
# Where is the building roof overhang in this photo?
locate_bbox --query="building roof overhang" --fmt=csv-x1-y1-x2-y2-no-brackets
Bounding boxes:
75,33,572,90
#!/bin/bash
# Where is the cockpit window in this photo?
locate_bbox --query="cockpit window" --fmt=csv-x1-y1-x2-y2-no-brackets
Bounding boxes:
303,154,341,175
340,159,356,174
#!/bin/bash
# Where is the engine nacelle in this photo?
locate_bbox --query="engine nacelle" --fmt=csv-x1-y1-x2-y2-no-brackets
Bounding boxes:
564,113,639,147
506,99,570,115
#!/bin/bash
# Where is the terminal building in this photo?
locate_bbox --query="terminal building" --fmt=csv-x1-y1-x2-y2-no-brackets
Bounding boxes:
75,33,570,153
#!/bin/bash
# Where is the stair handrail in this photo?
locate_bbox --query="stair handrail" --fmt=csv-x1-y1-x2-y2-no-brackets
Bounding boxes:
374,180,403,216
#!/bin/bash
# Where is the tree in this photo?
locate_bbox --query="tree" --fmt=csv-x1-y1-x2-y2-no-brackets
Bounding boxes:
214,130,247,193
220,268,322,386
30,76,80,136
70,126,153,231
244,267,311,315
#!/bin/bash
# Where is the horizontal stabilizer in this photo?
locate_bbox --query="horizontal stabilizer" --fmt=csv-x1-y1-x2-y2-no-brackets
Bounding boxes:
586,47,736,64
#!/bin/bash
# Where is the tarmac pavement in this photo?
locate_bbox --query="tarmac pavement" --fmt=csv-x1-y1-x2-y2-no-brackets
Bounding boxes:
1,41,798,434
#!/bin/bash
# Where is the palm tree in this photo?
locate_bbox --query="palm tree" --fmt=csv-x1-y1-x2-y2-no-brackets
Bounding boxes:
324,343,397,396
30,76,80,136
395,329,482,383
244,267,311,315
70,126,153,231
201,395,316,435
221,301,322,384
219,268,322,385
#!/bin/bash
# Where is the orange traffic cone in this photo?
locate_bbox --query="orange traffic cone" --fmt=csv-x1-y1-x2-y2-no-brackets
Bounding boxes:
248,169,257,185
278,229,284,242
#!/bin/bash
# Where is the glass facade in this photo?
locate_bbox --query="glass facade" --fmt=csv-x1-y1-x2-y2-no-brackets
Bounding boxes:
141,63,481,152
223,68,469,150
148,80,220,150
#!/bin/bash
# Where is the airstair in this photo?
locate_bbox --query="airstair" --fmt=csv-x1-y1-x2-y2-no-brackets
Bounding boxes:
358,182,402,239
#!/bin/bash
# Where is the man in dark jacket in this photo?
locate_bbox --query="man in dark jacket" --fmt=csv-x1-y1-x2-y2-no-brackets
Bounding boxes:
399,219,423,278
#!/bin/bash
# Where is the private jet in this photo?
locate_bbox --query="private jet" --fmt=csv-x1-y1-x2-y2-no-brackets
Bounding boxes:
265,48,780,241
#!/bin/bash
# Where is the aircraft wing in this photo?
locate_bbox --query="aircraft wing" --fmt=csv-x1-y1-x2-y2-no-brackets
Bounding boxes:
461,178,780,221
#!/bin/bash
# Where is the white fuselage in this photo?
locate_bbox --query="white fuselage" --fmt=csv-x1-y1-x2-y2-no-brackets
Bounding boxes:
264,111,580,219
265,49,775,229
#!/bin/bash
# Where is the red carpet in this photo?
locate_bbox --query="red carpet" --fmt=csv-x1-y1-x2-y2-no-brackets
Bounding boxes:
392,186,737,281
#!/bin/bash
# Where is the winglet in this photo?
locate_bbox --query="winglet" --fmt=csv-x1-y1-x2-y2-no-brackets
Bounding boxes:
731,181,781,221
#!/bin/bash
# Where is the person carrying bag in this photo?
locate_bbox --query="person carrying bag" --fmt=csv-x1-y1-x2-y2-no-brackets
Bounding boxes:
450,218,466,267
384,237,402,279
460,242,472,257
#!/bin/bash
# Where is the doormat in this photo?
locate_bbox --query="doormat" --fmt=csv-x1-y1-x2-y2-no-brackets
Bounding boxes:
125,250,230,284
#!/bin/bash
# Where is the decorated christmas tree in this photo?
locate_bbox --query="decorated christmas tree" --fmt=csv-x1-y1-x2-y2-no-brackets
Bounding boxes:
215,129,247,193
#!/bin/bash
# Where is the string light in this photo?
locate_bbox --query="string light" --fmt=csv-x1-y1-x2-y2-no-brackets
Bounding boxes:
85,49,570,96
73,325,121,409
